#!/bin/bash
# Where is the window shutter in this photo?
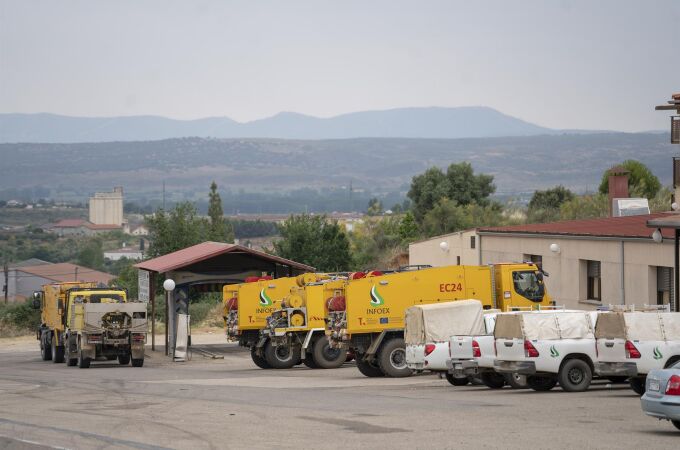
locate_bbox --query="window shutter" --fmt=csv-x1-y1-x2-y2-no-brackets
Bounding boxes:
587,261,601,278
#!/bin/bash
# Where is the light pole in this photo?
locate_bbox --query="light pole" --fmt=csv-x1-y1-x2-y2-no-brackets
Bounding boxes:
163,278,175,356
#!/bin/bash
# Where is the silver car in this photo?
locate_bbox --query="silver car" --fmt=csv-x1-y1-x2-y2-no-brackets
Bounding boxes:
640,360,680,431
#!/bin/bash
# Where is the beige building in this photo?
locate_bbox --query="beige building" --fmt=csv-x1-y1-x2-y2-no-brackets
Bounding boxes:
89,187,124,226
409,212,676,311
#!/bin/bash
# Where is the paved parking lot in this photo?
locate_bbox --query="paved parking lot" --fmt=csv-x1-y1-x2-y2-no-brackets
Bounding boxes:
0,336,678,449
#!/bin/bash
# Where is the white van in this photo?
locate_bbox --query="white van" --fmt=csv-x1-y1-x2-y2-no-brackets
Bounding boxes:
405,300,485,386
595,311,680,395
494,311,599,392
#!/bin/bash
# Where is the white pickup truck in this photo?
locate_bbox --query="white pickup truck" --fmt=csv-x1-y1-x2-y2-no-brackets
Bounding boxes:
595,310,680,395
405,300,486,386
493,310,599,392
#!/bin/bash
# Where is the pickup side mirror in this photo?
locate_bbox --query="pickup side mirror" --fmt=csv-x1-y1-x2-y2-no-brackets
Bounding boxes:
31,291,42,310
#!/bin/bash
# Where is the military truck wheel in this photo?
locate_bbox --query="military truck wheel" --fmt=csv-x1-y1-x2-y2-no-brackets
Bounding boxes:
445,373,469,386
312,338,345,369
481,372,506,389
558,359,592,392
131,358,144,367
505,373,529,389
40,332,52,361
106,355,117,361
377,338,413,378
527,375,557,391
118,354,131,365
302,354,319,368
77,338,90,369
630,376,646,395
355,354,384,377
250,347,271,369
51,337,65,363
263,341,300,369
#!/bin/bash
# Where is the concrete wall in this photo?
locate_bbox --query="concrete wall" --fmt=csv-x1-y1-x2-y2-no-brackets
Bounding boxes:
2,270,52,303
410,231,675,310
89,187,123,226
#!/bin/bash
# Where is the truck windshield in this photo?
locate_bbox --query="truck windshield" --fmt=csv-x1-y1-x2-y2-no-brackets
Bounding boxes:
512,271,544,303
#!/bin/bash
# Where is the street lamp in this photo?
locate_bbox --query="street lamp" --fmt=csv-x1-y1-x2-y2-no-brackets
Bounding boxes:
439,241,449,252
550,243,561,254
163,279,175,356
652,229,663,244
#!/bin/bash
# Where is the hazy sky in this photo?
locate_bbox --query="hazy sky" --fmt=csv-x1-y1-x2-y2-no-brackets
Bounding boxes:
1,1,679,131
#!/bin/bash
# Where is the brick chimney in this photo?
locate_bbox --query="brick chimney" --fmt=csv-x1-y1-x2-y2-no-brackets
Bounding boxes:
608,165,629,216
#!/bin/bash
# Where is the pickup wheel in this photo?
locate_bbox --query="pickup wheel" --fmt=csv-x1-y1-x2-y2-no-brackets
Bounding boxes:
77,338,90,369
505,373,529,389
118,354,131,365
250,347,271,369
377,338,413,378
527,375,557,391
263,341,300,369
312,337,345,369
131,358,144,367
51,337,65,363
446,373,469,386
40,332,52,361
481,372,506,389
558,359,592,392
356,354,384,377
630,376,646,395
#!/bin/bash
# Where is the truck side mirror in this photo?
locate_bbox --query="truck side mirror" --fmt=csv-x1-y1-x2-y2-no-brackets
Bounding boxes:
31,291,42,309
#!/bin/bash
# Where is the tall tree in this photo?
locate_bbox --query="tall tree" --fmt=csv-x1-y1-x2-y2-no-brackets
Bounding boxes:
273,215,351,271
146,202,208,257
527,186,575,223
207,181,234,242
598,160,661,199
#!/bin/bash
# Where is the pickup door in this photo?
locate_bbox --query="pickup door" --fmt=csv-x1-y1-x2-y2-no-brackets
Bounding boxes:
495,337,526,362
424,342,451,371
406,344,425,370
596,337,627,363
450,336,474,360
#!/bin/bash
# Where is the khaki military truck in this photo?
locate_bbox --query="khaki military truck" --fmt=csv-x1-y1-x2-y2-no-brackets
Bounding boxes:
33,282,147,369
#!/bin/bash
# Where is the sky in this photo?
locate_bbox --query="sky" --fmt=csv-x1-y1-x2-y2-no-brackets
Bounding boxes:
1,0,679,132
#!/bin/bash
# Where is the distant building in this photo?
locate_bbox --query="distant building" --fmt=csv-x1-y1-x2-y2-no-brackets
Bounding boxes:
1,262,115,303
46,219,122,236
130,224,149,236
104,245,144,261
89,187,124,226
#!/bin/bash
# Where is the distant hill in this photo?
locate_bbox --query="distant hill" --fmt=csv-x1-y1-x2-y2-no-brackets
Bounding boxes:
0,107,560,143
0,134,672,203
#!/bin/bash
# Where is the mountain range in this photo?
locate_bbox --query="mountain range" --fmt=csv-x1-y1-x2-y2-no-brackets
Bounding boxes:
1,107,583,143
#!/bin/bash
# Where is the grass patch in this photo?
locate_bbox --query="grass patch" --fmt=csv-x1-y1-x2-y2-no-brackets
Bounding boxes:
0,302,40,337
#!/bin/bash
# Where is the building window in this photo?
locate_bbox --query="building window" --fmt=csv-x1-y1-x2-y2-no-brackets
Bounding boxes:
587,260,601,301
657,266,674,307
524,254,543,271
470,236,476,249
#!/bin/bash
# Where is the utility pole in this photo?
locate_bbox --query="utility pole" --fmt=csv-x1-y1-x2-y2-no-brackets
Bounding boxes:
3,263,8,304
162,180,166,210
74,266,78,281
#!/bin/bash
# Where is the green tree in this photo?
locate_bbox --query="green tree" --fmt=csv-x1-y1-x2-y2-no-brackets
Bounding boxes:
598,160,661,199
398,211,419,244
273,215,351,271
366,198,383,216
649,187,673,212
559,194,609,220
207,181,234,242
350,217,402,270
527,186,575,223
76,238,104,270
421,198,469,237
110,259,139,298
146,202,208,257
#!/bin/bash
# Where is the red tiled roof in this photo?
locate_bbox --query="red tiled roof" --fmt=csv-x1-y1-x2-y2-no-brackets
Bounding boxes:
85,223,122,230
18,263,115,284
53,219,87,228
477,212,677,240
134,241,314,273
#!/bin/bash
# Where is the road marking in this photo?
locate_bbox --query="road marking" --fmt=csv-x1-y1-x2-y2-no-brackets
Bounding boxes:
0,434,70,450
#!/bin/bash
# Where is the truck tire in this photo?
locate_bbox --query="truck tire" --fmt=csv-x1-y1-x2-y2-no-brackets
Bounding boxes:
630,376,646,395
65,336,77,366
377,338,413,378
356,354,384,377
77,338,90,369
40,332,52,361
481,371,506,389
527,375,557,391
263,341,300,369
505,373,529,389
445,373,469,386
250,347,271,369
131,358,144,367
118,354,131,365
51,337,65,364
312,338,345,369
558,358,592,392
302,354,319,368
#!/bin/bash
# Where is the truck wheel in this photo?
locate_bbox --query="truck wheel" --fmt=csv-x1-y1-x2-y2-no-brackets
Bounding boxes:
445,373,469,386
40,332,52,361
263,341,300,369
106,355,117,361
131,358,144,367
558,359,592,392
355,354,384,377
51,337,65,363
118,354,131,365
65,336,77,366
481,372,506,389
77,338,90,369
250,347,271,369
312,338,345,369
630,376,646,395
505,373,529,389
377,338,413,378
527,375,557,391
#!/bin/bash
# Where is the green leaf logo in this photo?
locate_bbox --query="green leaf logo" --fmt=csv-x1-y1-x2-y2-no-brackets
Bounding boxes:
550,345,559,358
259,289,273,307
653,347,663,360
369,285,385,307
